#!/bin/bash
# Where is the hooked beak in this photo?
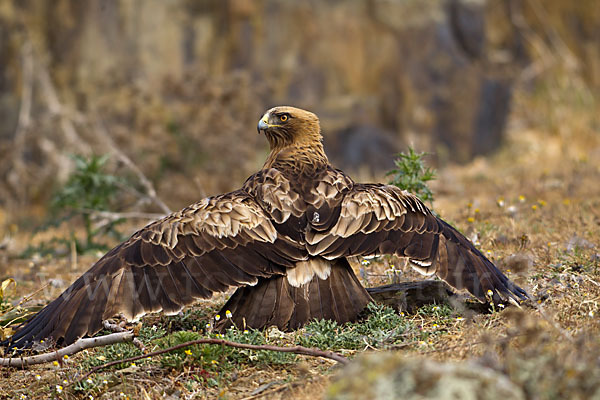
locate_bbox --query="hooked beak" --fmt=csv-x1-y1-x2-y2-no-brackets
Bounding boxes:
257,114,269,133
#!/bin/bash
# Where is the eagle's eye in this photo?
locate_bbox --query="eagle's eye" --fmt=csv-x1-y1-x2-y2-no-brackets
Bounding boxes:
280,114,288,122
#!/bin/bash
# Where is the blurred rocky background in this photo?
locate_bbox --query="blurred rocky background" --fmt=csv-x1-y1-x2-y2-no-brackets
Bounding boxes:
0,0,598,211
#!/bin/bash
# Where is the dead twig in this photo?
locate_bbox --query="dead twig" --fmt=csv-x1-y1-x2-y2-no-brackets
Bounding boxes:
93,119,172,214
0,331,133,367
17,283,50,306
79,338,349,382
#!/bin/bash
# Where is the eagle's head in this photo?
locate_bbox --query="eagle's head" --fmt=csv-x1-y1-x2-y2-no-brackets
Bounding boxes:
257,106,322,149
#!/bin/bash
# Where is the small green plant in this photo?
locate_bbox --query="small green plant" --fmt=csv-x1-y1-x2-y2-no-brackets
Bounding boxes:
81,341,143,369
50,154,124,253
387,147,436,204
299,303,411,350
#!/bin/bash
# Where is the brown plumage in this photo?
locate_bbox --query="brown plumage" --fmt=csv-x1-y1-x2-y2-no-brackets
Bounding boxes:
4,106,528,349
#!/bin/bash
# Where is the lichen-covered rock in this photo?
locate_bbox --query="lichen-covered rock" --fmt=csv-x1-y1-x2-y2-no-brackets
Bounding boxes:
327,352,525,400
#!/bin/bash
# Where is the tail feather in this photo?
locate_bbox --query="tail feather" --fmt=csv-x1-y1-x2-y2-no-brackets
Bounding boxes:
217,258,372,331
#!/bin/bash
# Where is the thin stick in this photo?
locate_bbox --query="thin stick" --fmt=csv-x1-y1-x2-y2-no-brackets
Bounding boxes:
0,332,133,367
80,338,349,381
93,120,172,214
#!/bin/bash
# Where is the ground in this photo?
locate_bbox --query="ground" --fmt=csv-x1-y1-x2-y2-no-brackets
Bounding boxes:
0,84,599,399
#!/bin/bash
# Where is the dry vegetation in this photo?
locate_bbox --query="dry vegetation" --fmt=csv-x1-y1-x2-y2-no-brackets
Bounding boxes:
0,1,599,399
0,73,598,399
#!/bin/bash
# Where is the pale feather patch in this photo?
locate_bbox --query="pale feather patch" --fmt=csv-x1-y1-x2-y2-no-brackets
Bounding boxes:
286,258,332,287
145,193,278,249
409,259,437,276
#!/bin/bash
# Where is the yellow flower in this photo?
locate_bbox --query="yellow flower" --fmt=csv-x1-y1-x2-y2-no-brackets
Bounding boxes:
563,198,571,205
467,202,473,208
130,362,136,367
474,208,480,213
487,290,493,296
184,349,192,356
215,314,221,321
531,205,538,210
211,359,219,364
518,195,526,202
225,310,232,318
52,361,59,367
63,355,69,360
496,198,505,207
56,385,63,394
86,378,93,384
538,199,547,207
243,330,249,334
467,217,475,223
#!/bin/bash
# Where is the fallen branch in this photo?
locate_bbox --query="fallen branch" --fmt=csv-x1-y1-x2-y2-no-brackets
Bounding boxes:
0,331,133,367
102,320,146,353
80,338,349,381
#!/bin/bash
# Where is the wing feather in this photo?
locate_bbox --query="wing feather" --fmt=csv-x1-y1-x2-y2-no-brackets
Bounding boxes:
308,183,529,305
7,189,305,348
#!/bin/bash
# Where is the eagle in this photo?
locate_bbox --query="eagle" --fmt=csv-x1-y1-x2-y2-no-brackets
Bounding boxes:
4,106,528,349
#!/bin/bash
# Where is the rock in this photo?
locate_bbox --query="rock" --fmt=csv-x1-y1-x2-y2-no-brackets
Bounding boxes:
327,352,525,400
566,235,596,253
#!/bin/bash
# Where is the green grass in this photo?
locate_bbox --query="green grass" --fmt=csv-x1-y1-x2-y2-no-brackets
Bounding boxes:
299,303,412,350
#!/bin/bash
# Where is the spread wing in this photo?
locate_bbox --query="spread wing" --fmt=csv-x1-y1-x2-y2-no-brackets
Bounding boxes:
306,183,529,304
8,190,305,348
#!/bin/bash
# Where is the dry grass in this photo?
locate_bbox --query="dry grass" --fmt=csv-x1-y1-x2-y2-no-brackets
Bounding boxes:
0,75,599,399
